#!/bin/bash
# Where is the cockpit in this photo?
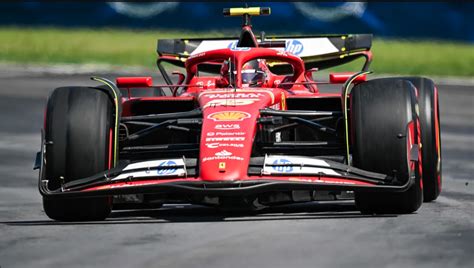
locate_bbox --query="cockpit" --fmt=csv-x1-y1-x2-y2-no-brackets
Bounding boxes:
184,47,306,92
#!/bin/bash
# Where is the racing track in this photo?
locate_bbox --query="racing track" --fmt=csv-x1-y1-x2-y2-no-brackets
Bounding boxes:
0,69,472,268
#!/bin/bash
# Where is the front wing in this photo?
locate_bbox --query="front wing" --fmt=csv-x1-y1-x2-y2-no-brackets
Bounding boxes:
38,154,415,199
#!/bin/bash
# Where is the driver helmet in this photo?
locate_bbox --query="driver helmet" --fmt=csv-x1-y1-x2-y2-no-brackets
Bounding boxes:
242,59,267,87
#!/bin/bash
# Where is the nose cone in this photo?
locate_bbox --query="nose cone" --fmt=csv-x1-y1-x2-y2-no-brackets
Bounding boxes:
198,89,280,181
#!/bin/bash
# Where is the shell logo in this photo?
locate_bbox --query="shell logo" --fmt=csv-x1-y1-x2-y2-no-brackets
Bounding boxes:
207,111,251,122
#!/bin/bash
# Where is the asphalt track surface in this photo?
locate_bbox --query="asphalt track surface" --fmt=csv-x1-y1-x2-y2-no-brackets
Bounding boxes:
0,69,472,268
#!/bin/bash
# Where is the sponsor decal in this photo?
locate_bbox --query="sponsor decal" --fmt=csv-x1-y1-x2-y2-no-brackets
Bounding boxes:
215,124,240,130
228,41,237,49
273,38,339,57
199,89,275,103
203,98,258,108
263,155,339,176
206,80,215,87
201,93,266,108
188,52,205,59
208,111,251,122
202,149,243,163
272,159,294,173
206,137,245,142
217,132,245,136
215,149,232,157
205,143,244,149
123,159,183,171
231,47,251,51
285,40,304,55
277,51,290,57
190,40,237,55
203,155,244,162
218,162,226,170
228,41,250,51
193,80,215,89
207,132,245,136
157,160,178,175
191,38,337,58
230,38,304,56
114,158,186,180
205,93,265,99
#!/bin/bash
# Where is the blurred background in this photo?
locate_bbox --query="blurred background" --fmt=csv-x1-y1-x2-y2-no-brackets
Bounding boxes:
0,3,473,267
0,1,473,77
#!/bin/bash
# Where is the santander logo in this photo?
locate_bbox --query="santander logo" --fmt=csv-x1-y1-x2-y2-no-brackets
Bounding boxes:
215,150,232,157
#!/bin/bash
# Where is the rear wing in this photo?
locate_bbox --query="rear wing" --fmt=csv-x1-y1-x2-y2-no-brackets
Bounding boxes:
156,34,372,73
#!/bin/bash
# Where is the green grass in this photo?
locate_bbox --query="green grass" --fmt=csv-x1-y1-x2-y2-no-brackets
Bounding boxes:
371,39,473,77
0,27,473,77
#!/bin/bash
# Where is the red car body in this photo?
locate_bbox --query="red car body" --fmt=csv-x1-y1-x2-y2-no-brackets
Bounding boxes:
38,8,434,216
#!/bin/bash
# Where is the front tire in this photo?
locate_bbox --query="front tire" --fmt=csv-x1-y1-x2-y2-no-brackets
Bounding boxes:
401,77,442,202
351,79,423,214
42,87,114,221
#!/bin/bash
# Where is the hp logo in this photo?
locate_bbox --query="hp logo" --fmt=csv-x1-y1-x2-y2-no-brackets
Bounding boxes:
285,40,304,55
157,160,177,175
272,159,293,173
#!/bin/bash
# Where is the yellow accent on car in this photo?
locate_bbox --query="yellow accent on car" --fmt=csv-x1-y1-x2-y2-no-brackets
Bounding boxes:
232,7,260,16
90,77,119,167
224,7,271,16
342,71,371,164
280,92,287,110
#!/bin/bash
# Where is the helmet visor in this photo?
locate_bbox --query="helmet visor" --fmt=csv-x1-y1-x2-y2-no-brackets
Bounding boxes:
242,70,264,86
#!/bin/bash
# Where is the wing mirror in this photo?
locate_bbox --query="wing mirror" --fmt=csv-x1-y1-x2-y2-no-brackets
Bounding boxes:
172,71,185,86
329,72,367,84
171,71,186,96
305,68,318,80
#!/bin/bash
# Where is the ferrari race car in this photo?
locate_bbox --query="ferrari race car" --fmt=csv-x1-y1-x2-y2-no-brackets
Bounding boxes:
35,7,442,221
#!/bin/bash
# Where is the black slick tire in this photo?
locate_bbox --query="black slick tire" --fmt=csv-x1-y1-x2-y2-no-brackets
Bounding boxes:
400,77,442,202
42,87,114,221
351,79,423,214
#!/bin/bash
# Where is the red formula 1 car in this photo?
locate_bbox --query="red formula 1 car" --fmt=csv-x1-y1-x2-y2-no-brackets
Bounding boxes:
35,7,442,221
